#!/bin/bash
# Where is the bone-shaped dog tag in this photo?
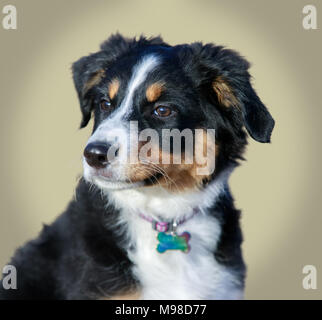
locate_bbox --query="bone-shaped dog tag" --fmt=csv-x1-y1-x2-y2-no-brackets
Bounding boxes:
156,232,191,253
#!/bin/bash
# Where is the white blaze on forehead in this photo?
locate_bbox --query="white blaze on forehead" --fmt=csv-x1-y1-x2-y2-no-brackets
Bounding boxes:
111,54,160,121
88,54,160,142
86,55,161,180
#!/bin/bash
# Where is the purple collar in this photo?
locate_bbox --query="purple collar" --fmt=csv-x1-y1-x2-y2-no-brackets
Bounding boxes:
138,208,199,233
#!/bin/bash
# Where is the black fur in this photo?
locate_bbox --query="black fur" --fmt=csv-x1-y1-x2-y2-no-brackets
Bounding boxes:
0,34,274,299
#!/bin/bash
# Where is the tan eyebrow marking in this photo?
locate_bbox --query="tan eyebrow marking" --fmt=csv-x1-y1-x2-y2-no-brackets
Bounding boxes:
212,75,239,108
108,79,120,100
83,69,105,94
146,82,164,102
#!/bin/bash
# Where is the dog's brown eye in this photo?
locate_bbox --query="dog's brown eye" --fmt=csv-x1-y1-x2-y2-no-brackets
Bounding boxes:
100,99,112,111
153,106,173,118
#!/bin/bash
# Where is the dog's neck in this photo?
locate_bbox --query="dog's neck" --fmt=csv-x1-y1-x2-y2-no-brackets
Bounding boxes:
102,166,242,300
106,167,233,221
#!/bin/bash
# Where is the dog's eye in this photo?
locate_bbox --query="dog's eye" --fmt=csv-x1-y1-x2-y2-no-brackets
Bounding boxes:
153,106,174,118
100,99,112,111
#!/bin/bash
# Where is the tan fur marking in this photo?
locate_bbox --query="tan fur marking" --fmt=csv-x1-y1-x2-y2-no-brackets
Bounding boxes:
108,79,120,100
157,130,217,191
83,69,105,94
126,130,218,192
212,76,239,108
100,290,141,300
146,82,164,102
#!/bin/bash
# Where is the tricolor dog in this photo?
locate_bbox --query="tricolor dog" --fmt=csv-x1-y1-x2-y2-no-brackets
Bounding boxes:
0,34,274,300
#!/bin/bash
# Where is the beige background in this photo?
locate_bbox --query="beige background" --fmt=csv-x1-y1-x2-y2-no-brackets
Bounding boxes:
0,0,321,299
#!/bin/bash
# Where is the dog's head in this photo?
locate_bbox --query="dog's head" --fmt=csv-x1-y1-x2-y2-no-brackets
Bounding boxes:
72,34,274,192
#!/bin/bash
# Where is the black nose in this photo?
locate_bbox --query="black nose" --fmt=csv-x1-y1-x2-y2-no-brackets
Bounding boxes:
84,143,109,169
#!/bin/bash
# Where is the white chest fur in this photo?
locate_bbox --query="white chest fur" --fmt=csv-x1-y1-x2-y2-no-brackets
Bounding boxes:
107,173,243,300
126,212,242,300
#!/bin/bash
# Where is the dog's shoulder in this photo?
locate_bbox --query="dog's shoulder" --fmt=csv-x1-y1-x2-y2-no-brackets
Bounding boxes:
0,180,136,300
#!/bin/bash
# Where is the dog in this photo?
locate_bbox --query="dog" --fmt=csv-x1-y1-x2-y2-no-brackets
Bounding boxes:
0,34,274,300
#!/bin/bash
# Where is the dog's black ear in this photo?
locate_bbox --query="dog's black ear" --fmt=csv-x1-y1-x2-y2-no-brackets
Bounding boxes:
72,34,132,128
181,43,275,143
72,51,109,128
236,80,275,143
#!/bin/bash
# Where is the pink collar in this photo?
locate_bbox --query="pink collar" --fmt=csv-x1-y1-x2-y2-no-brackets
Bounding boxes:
138,208,199,233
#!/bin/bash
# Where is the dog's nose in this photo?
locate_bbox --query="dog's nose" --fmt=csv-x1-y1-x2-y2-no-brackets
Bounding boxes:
84,143,110,169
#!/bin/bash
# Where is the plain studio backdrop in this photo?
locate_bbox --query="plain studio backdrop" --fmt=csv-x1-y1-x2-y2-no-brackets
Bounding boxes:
0,0,321,299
